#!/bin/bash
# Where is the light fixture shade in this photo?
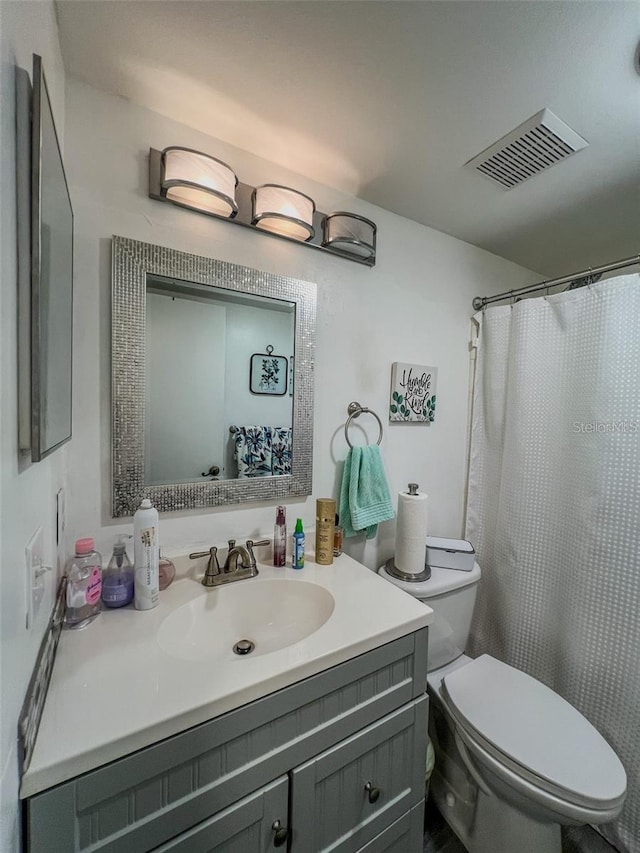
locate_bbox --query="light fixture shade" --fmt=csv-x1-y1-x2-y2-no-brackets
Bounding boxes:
252,184,315,242
322,212,376,260
162,147,238,218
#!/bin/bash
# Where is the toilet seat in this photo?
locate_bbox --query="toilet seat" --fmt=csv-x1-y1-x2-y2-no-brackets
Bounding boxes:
441,655,627,813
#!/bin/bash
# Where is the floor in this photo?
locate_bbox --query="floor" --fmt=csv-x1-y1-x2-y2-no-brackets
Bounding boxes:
423,797,621,853
422,799,466,853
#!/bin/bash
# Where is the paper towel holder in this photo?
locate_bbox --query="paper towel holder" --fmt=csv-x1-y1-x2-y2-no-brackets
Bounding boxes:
384,556,431,583
385,481,432,583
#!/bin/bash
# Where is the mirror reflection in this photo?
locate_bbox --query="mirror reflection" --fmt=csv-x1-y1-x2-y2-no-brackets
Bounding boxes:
145,274,295,485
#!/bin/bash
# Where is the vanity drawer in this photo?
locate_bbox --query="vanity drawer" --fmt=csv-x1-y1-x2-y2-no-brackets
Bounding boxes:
26,629,428,853
357,804,425,853
290,696,428,853
152,776,288,853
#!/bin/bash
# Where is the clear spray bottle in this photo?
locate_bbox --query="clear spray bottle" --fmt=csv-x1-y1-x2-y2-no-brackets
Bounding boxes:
274,505,287,566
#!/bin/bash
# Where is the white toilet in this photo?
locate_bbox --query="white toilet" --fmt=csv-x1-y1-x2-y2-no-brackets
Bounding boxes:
379,561,627,853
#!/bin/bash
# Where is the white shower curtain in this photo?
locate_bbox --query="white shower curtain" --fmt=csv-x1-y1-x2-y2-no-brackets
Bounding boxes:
466,274,640,853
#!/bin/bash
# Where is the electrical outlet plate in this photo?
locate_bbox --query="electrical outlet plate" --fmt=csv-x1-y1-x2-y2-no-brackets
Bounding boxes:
25,527,45,629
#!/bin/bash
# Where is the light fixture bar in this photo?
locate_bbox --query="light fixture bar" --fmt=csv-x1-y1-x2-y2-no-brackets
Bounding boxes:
148,148,376,267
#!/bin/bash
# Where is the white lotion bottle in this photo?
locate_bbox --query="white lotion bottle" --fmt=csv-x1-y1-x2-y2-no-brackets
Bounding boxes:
133,498,159,611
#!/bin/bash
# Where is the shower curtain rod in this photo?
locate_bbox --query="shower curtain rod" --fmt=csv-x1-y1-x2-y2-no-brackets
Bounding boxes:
472,253,640,311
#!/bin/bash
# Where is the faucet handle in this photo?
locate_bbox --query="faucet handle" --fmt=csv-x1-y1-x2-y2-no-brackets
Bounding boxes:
190,546,221,587
246,538,270,549
189,550,211,560
245,538,271,568
227,539,236,551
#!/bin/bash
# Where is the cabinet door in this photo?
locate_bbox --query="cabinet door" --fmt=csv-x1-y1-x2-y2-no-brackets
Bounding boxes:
153,776,289,853
290,696,428,853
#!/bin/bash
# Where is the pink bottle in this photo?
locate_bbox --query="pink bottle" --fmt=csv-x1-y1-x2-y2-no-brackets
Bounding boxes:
65,538,102,629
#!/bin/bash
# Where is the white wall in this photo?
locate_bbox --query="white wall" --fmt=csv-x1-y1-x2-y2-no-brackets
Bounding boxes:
224,303,294,431
0,3,66,850
224,303,294,478
63,76,538,572
145,292,227,484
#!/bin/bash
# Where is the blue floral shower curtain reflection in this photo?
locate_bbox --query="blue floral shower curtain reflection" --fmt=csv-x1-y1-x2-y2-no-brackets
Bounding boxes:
232,426,292,478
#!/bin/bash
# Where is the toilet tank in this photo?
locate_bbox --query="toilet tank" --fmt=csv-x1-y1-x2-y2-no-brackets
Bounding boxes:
379,562,481,671
422,563,480,670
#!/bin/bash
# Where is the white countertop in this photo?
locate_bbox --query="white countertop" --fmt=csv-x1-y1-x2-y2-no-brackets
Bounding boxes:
21,554,432,798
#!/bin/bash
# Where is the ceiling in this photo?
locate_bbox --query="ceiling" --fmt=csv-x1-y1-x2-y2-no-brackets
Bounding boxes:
55,0,640,276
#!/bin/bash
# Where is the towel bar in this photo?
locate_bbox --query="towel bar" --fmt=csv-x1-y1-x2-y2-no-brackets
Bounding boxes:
345,402,383,448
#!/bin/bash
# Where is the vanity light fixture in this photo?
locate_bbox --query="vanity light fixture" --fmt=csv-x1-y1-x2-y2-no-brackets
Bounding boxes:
156,147,238,218
252,184,315,242
148,146,376,267
323,212,376,261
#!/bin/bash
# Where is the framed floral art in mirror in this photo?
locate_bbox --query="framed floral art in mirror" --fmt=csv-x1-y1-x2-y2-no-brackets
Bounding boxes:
250,345,288,395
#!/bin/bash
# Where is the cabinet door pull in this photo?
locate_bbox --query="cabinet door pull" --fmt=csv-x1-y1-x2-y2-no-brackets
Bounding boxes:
272,819,289,847
364,781,381,804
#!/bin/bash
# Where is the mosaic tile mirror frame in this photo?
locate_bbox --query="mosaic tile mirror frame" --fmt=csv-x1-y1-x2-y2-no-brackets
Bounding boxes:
111,235,316,516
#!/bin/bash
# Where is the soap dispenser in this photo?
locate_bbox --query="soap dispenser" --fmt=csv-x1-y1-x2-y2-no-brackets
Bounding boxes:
102,535,134,608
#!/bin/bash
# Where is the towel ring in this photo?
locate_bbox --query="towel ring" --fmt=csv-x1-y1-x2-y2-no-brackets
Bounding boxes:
345,402,383,448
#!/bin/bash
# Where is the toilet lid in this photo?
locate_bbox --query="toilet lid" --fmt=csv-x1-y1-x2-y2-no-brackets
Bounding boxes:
442,655,627,809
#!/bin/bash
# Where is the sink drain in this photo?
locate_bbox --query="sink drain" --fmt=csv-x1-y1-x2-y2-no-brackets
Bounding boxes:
233,639,255,656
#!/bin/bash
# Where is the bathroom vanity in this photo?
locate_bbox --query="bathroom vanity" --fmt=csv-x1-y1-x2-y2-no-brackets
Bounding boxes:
22,555,432,852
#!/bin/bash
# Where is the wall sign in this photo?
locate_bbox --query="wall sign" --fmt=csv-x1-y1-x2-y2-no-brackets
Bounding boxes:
250,345,288,395
389,362,437,422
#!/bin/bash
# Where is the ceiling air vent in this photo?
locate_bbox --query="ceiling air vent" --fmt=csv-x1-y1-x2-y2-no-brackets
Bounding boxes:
466,108,588,189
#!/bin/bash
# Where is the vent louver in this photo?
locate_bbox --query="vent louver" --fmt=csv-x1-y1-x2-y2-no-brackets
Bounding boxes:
466,109,588,189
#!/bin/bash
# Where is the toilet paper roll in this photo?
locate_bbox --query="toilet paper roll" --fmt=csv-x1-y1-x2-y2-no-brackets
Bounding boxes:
395,489,429,575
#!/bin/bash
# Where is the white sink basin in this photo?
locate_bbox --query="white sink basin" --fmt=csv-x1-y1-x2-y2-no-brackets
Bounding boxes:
157,578,335,661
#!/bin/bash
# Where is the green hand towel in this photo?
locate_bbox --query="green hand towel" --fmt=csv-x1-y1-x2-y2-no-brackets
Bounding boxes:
339,445,395,540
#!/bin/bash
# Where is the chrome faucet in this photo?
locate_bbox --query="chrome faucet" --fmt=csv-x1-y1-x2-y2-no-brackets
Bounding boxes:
223,539,252,573
223,538,270,575
190,539,269,587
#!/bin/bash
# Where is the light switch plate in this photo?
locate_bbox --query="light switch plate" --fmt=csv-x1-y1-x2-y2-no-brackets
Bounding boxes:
25,527,45,629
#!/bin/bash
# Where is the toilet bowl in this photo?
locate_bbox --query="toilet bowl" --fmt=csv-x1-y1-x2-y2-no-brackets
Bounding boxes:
378,562,627,853
432,654,626,852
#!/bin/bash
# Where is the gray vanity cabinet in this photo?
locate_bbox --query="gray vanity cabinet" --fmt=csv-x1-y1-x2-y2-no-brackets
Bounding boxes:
26,629,428,853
